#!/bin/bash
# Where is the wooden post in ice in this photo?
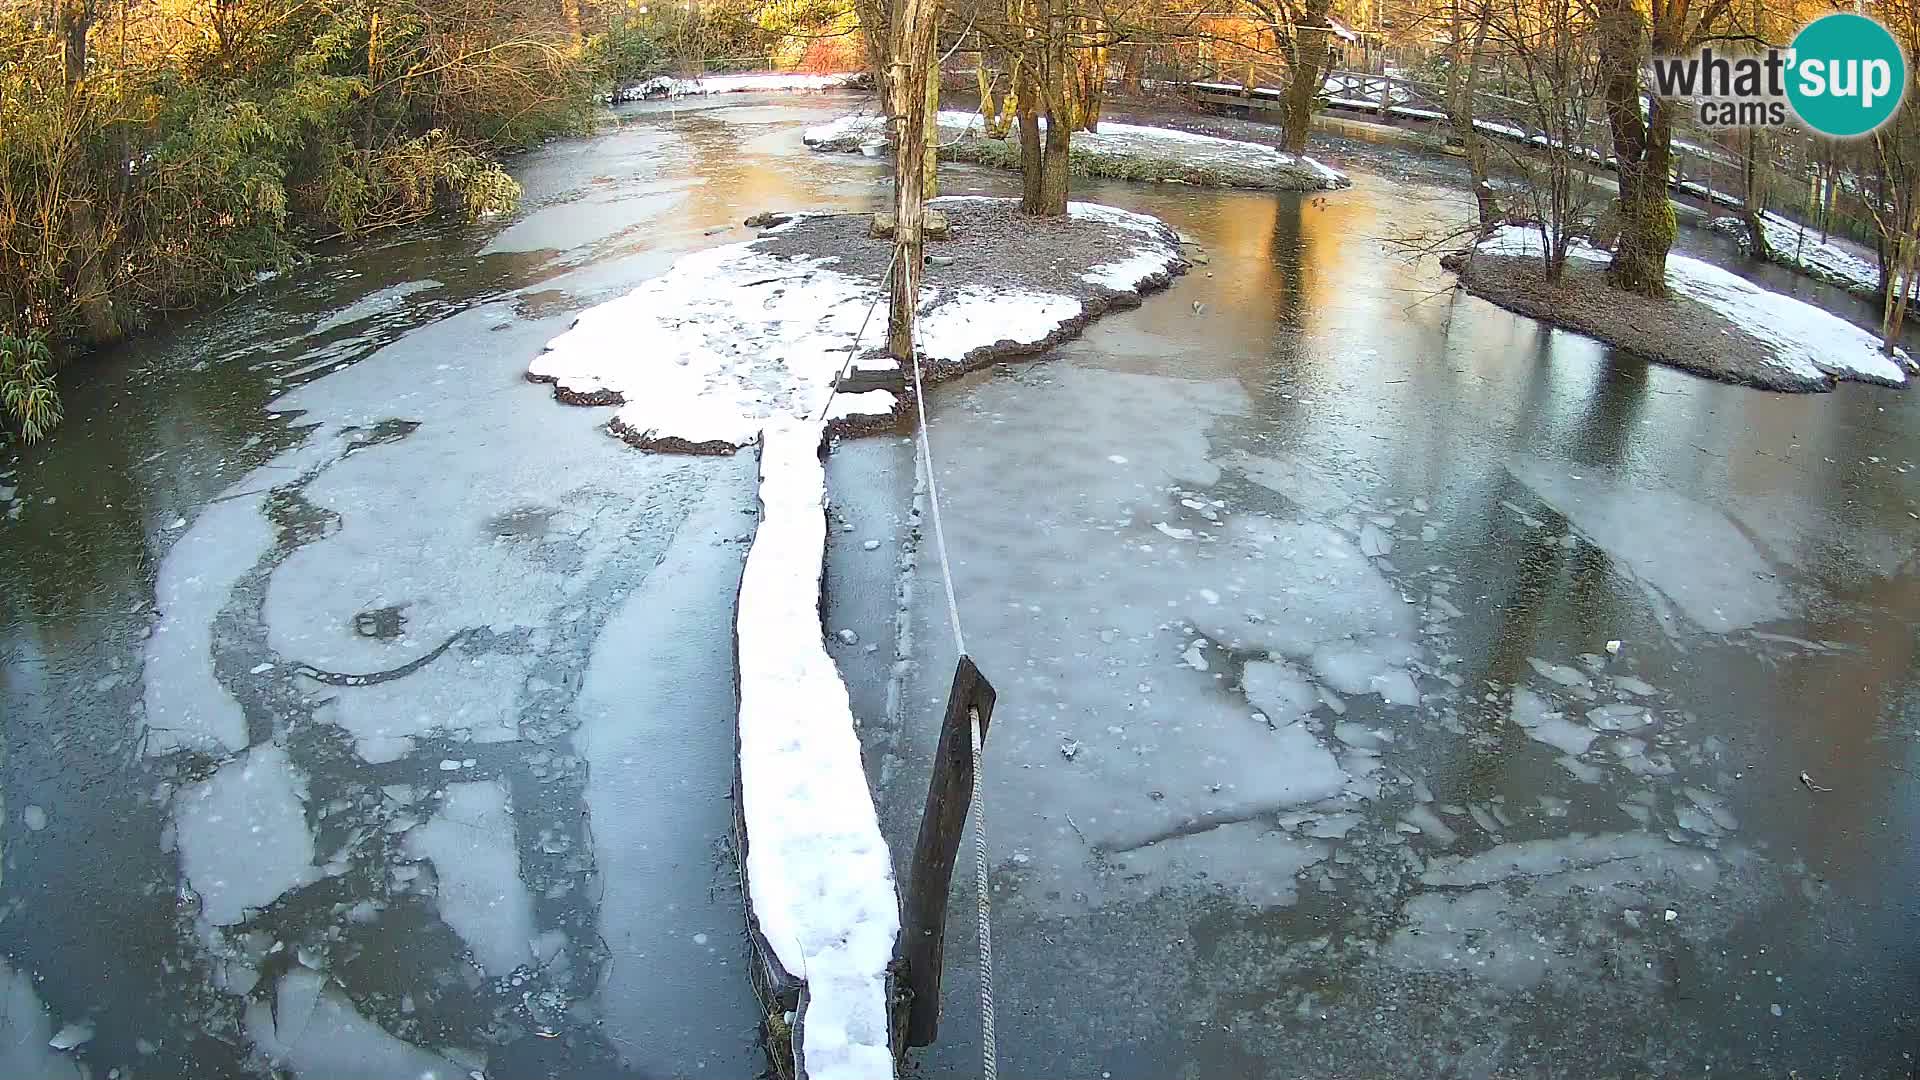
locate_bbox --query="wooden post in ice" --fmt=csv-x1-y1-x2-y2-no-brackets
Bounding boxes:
885,0,940,362
899,655,996,1047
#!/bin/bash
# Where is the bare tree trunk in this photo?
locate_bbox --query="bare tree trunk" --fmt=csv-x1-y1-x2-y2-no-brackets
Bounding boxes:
1740,128,1768,260
1447,0,1498,228
924,28,941,198
1018,66,1045,213
886,0,940,361
1119,42,1145,93
1039,108,1071,214
1597,0,1673,296
1886,241,1913,354
1279,0,1332,154
60,0,95,86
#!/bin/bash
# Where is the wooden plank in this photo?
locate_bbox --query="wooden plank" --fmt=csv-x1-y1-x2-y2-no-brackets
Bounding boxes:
898,654,997,1047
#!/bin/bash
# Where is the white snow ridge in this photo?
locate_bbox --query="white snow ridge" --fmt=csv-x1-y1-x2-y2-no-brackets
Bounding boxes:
735,420,898,1080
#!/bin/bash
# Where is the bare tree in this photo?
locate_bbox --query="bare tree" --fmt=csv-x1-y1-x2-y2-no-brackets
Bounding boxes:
884,0,941,357
1484,0,1603,280
1590,0,1734,296
1868,0,1920,354
1445,0,1500,227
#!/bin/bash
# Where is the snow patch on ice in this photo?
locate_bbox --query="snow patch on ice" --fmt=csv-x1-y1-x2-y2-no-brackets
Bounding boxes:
0,960,84,1080
1710,210,1919,304
635,71,864,100
1507,456,1788,634
736,421,896,1080
404,781,535,977
245,966,464,1079
175,744,318,925
143,494,273,755
1067,201,1190,290
917,287,1080,363
805,111,1349,189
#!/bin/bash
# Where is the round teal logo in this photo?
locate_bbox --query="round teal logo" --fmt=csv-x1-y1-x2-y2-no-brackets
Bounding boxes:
1786,14,1907,137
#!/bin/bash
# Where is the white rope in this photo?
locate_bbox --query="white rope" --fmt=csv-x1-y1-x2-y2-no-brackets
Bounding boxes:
968,706,996,1080
906,340,994,1079
907,339,967,659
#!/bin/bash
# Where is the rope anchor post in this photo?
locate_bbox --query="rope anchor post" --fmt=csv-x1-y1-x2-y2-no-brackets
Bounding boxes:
899,654,997,1049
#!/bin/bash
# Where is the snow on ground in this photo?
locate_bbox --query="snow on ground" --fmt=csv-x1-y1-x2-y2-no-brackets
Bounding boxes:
618,72,864,101
1709,211,1918,301
1477,225,1911,388
531,200,1185,451
802,109,1349,189
174,744,318,925
404,781,536,976
1067,200,1198,290
244,967,466,1080
736,421,897,1080
530,230,895,450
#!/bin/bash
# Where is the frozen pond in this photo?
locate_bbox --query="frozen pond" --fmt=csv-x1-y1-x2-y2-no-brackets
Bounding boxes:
0,93,884,1080
853,159,1920,1074
2,93,1917,1079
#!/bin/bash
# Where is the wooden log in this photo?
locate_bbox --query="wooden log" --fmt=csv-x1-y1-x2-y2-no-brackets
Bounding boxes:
898,654,997,1047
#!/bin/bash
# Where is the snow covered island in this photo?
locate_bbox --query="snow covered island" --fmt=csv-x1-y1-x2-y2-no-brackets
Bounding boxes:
528,196,1188,452
612,71,867,102
804,110,1350,192
1446,226,1914,393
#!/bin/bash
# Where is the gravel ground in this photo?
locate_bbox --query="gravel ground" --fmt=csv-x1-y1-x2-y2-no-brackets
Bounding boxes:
755,197,1187,391
1444,252,1829,391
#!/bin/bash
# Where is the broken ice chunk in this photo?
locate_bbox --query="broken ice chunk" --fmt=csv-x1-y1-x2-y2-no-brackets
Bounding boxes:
1526,657,1590,688
1586,704,1651,730
1400,804,1458,847
1241,660,1316,726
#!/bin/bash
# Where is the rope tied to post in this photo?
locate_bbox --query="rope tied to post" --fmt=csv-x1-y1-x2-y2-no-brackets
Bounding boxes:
907,337,997,1080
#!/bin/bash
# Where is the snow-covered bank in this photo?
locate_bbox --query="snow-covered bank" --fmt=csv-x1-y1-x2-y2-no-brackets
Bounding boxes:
529,197,1187,452
613,71,865,102
803,109,1349,191
735,421,898,1080
1451,226,1912,392
1707,211,1917,302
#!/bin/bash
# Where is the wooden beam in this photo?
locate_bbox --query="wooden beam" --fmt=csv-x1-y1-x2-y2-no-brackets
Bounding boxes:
898,655,997,1047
